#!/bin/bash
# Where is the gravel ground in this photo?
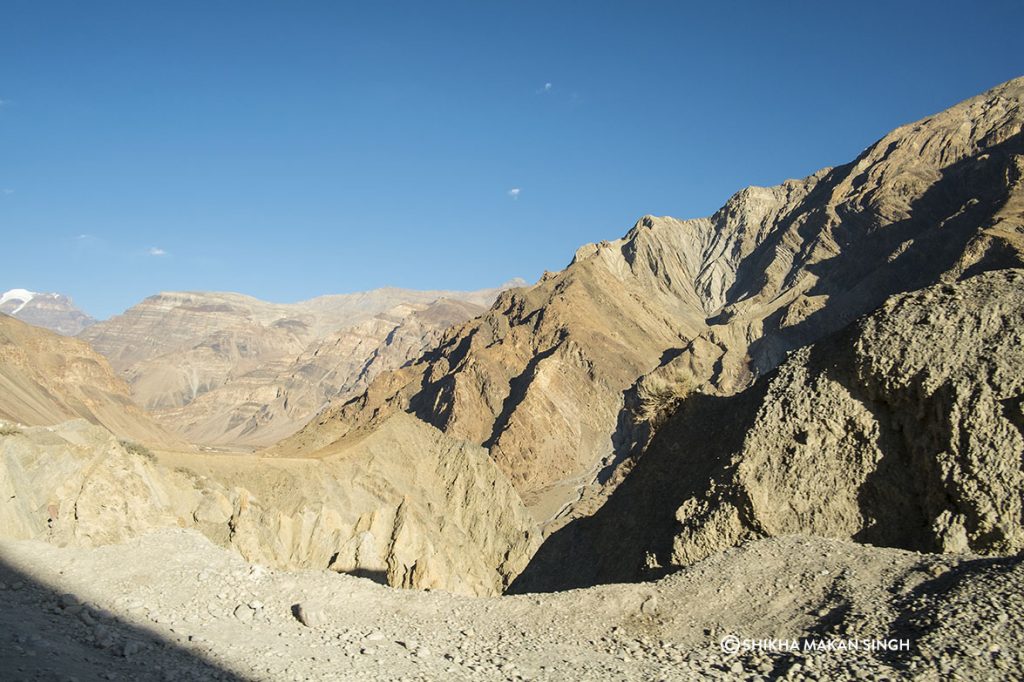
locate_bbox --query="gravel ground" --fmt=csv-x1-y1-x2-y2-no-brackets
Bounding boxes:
1,530,1019,681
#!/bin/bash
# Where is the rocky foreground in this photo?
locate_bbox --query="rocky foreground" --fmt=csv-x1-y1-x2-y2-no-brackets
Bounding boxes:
1,530,1020,681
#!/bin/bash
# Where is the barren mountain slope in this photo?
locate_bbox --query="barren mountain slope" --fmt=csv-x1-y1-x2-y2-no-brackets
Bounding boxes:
0,415,537,596
0,314,186,448
512,269,1024,592
0,289,95,335
157,297,488,448
280,77,1024,525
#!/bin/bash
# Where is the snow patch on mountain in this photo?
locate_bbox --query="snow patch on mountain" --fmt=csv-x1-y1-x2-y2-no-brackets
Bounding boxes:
0,288,38,314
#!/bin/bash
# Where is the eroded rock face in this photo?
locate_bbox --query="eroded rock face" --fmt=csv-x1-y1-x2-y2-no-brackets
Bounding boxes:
512,271,1024,591
674,269,1024,563
282,77,1024,527
0,416,537,596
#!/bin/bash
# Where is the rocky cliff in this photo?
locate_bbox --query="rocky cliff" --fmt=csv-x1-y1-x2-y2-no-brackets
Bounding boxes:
281,77,1024,531
511,269,1024,591
0,415,537,596
156,298,489,448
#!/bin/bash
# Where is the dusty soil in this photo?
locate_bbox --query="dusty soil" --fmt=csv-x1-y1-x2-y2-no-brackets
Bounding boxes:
2,530,1020,681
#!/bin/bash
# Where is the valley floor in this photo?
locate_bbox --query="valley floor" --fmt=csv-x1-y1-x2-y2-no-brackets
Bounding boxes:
1,531,1019,681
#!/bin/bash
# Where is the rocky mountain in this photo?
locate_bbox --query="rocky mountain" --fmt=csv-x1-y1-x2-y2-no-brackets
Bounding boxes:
155,297,492,448
1,290,537,596
0,314,185,449
0,289,95,335
512,269,1024,591
80,282,522,447
280,72,1024,549
1,76,1023,682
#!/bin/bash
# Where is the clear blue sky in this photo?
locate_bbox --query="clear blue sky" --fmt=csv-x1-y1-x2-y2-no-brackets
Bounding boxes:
2,1,1023,319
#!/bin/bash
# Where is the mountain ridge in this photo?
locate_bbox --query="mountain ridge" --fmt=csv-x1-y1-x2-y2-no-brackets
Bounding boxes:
277,76,1024,532
79,280,525,447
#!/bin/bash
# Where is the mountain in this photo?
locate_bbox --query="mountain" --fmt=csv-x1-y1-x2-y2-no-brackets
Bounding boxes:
157,297,492,447
79,281,522,447
512,269,1024,591
278,73,1024,551
0,289,95,335
5,77,1023,605
0,314,186,448
1,294,536,595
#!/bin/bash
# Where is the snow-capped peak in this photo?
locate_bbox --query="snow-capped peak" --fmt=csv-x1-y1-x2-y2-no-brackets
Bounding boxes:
0,288,39,315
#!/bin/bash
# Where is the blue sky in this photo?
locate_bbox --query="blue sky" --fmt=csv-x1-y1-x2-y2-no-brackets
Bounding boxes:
2,1,1023,319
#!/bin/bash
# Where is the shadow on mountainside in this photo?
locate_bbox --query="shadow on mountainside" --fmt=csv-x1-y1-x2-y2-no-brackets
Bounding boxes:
743,130,1024,377
508,383,768,594
0,554,248,681
512,262,1024,594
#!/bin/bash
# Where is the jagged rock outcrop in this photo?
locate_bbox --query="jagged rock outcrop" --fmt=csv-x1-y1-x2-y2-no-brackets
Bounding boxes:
511,270,1024,591
0,314,186,449
281,77,1024,529
80,283,519,447
0,289,95,335
0,415,537,596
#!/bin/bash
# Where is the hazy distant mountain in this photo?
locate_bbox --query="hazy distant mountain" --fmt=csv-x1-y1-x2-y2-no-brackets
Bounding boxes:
0,313,187,449
159,296,497,447
79,280,525,448
0,289,96,335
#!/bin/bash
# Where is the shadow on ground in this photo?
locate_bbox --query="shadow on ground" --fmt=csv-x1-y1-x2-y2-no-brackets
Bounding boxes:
0,554,248,681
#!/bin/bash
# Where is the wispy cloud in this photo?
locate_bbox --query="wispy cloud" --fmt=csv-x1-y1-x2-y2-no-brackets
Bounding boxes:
1,188,13,196
536,82,553,94
147,247,167,256
507,188,521,200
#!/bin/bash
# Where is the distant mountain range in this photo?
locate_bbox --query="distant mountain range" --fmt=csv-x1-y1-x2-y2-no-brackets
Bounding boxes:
0,289,96,335
77,280,526,448
0,313,186,449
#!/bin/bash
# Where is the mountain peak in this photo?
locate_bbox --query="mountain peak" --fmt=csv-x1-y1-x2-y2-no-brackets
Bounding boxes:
0,288,39,314
0,288,95,335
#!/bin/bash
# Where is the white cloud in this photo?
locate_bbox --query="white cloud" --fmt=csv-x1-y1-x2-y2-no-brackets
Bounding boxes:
147,247,167,256
507,188,521,199
1,188,12,196
536,82,553,94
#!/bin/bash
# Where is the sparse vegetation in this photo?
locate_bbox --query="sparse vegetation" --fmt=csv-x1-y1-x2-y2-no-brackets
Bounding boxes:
636,366,695,428
0,423,23,437
119,439,156,461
